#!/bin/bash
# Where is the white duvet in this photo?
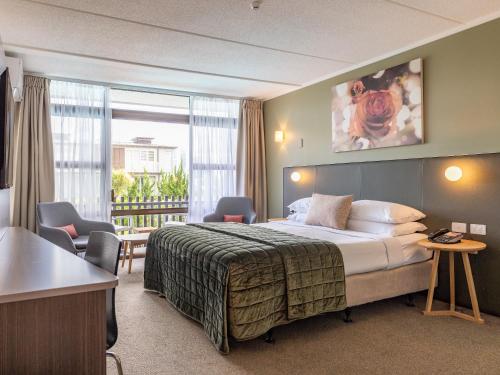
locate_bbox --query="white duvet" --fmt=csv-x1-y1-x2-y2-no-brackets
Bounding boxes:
255,221,431,276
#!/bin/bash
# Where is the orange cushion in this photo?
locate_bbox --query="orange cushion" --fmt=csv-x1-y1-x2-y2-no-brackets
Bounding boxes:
223,215,244,223
58,224,79,239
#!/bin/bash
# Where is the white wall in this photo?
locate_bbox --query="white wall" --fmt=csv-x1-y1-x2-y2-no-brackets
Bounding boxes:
0,188,10,227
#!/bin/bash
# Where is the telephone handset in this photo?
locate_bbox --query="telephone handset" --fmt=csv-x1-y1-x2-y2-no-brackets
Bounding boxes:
428,228,463,244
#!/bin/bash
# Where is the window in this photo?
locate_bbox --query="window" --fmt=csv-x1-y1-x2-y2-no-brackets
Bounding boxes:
50,81,240,226
138,150,154,162
188,96,240,222
110,89,190,203
50,80,109,220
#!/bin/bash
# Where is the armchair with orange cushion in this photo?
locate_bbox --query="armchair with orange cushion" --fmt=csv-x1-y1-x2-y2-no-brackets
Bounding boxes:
202,197,257,224
37,201,115,255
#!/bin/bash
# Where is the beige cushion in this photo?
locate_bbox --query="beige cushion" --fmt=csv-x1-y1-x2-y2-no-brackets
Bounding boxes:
305,193,353,229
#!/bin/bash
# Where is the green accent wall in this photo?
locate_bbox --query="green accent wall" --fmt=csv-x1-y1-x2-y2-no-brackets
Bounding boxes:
264,18,500,218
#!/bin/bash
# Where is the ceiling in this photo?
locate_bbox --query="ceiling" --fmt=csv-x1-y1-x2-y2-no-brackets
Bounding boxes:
1,0,500,99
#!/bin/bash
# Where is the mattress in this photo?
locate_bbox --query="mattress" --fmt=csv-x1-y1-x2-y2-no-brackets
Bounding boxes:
255,221,431,276
145,223,346,352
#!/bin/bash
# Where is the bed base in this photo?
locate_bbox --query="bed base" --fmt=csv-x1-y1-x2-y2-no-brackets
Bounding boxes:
343,293,417,323
235,260,433,345
262,261,432,346
339,260,432,325
336,260,432,324
345,260,433,308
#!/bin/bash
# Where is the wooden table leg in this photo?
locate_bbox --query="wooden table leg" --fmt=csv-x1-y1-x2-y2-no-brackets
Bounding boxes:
449,252,455,311
424,250,440,313
128,244,135,274
461,252,484,323
121,241,129,268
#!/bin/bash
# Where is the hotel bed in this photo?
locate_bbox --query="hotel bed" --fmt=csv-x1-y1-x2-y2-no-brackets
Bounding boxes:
257,221,431,276
257,220,432,309
144,219,432,353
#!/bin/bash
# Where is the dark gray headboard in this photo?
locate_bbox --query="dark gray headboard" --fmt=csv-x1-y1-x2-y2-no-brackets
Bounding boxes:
283,153,500,316
283,159,424,216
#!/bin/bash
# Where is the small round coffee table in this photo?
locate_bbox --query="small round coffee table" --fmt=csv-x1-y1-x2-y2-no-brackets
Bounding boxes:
418,239,486,324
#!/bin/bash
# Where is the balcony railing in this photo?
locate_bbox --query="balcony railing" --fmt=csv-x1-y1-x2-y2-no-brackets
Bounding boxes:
111,195,188,231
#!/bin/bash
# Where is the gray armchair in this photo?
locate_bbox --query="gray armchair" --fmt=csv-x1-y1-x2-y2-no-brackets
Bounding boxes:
203,197,257,224
37,201,115,254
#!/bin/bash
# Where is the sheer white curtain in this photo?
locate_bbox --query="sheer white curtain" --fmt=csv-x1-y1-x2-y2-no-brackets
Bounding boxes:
188,96,240,222
50,81,111,220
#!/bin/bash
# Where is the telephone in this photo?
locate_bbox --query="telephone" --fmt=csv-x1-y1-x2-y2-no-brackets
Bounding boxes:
428,228,463,244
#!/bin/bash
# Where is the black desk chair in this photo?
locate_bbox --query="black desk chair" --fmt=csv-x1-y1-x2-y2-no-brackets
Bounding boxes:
85,231,124,375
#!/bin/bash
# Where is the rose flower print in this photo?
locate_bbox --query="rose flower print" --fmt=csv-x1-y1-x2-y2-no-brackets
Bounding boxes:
331,58,423,152
349,86,402,141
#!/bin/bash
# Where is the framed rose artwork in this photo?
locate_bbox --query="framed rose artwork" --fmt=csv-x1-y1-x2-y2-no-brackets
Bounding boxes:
331,58,423,152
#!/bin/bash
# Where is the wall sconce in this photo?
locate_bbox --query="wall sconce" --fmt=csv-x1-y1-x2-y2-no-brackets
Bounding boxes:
445,166,462,182
274,130,284,143
290,171,301,182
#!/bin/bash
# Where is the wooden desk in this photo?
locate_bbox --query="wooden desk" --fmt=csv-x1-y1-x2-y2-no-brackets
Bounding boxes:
0,227,118,375
418,239,486,324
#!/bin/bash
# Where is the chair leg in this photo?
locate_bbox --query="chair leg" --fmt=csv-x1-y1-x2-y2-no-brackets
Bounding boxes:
128,245,135,274
106,351,124,375
121,241,129,268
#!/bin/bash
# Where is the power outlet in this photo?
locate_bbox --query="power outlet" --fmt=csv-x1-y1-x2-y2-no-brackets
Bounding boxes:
451,222,467,233
470,224,487,235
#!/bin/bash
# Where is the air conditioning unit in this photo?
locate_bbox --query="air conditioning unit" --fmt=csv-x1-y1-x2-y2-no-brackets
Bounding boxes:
0,37,6,76
5,56,23,102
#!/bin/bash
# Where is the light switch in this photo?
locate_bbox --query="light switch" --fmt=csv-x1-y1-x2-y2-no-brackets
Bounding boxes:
470,224,486,235
298,138,304,148
451,222,467,233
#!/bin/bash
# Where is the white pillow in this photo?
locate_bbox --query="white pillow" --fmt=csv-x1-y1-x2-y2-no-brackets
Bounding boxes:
287,197,312,214
286,212,307,223
349,200,425,224
347,219,427,237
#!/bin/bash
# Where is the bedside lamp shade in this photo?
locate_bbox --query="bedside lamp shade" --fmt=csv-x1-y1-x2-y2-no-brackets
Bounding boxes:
290,171,301,182
445,166,462,182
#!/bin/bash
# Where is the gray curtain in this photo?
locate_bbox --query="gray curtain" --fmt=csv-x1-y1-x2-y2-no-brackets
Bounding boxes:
236,99,267,222
12,75,55,231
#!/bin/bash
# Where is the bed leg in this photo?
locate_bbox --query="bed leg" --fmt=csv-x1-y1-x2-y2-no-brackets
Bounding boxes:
343,307,353,323
263,329,275,344
405,293,416,307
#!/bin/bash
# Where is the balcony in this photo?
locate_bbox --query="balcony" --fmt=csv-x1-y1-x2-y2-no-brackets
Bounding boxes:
111,195,188,232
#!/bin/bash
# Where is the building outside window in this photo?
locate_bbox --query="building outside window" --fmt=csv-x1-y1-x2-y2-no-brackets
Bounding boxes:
51,82,239,227
110,89,190,199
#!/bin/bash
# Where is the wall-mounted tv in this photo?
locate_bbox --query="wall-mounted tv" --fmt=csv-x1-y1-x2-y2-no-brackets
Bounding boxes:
0,70,14,189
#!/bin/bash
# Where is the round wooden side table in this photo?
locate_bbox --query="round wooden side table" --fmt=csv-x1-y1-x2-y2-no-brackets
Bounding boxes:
119,233,150,274
418,239,486,324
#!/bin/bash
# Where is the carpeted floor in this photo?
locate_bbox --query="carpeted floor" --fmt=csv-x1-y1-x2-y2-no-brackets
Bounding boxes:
107,259,500,375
